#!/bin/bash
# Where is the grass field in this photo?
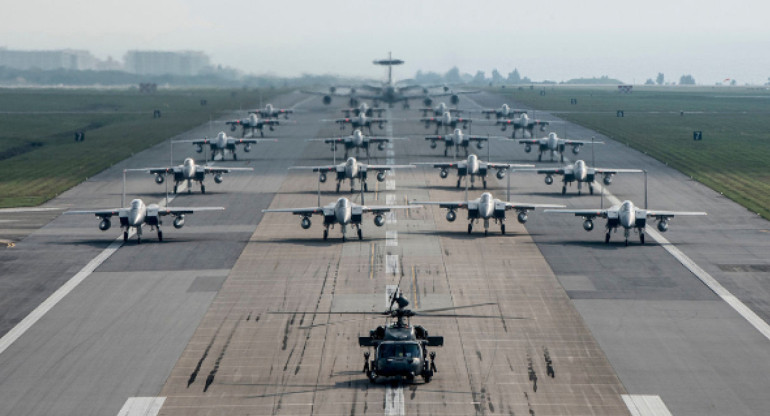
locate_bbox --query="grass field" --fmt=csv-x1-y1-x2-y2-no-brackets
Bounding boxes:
491,85,770,220
0,87,286,207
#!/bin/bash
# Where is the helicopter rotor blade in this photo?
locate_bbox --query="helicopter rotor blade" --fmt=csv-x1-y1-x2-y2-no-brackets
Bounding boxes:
416,302,497,314
414,313,529,319
269,311,385,316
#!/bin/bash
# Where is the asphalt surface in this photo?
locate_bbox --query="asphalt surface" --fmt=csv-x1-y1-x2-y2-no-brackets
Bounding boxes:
0,90,767,415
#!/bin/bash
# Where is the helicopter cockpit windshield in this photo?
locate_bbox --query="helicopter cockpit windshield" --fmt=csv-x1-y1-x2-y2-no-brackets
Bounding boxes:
379,343,420,359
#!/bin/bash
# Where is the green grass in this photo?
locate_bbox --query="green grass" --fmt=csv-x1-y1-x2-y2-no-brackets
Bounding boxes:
0,87,287,207
490,85,770,220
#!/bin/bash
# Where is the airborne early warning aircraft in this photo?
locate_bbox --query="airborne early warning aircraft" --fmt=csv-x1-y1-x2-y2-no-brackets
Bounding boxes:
417,154,533,189
65,199,224,243
290,156,414,193
174,131,276,161
518,132,603,162
262,197,418,241
129,157,253,194
545,200,706,246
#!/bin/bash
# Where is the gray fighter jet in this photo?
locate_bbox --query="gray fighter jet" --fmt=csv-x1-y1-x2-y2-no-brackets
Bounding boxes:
417,154,533,189
175,131,276,161
421,111,475,135
497,113,550,138
332,112,388,134
290,157,414,192
545,200,706,246
311,129,406,159
225,113,281,137
481,104,526,119
425,128,491,157
65,198,225,243
519,159,643,195
129,157,253,194
518,132,603,162
418,102,462,117
411,192,564,235
249,103,293,119
262,197,417,241
341,103,384,118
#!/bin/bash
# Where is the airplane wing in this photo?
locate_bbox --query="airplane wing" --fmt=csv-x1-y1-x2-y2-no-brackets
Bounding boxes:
535,167,568,175
367,118,388,124
504,202,566,211
335,118,353,124
518,139,542,145
365,164,415,171
322,137,346,144
288,165,338,173
466,135,487,142
229,138,277,145
425,135,451,142
645,210,707,218
415,160,464,169
262,206,325,215
225,119,244,126
486,162,535,170
543,208,609,218
261,119,281,126
410,201,468,210
125,167,180,175
562,139,604,146
203,166,253,174
361,205,416,213
158,206,225,216
592,167,644,174
481,109,498,117
496,119,515,126
64,209,123,217
420,117,439,124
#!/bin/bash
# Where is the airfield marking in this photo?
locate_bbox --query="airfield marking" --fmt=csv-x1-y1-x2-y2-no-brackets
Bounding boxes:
385,383,405,416
116,397,166,416
621,394,673,416
386,230,398,247
370,242,375,280
597,182,770,341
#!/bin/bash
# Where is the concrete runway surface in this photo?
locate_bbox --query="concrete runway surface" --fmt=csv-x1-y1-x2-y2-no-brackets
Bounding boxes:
0,90,767,416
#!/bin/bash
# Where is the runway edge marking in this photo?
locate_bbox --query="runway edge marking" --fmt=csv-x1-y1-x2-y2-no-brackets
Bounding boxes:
598,184,770,341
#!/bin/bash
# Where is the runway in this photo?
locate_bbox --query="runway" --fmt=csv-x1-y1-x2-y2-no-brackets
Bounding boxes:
0,90,767,415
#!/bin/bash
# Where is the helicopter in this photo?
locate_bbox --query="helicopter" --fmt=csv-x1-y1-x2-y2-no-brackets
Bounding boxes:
272,287,525,384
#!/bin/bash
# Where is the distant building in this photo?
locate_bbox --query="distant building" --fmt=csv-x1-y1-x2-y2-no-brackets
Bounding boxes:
124,50,210,76
0,48,97,70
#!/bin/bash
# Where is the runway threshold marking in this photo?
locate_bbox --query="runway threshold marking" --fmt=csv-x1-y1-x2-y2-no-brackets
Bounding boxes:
0,178,189,357
385,383,405,416
621,395,672,416
116,397,166,416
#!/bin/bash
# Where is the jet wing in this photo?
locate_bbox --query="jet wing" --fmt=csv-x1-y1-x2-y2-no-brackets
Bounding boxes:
361,205,416,213
365,164,415,171
465,135,487,143
322,137,346,144
410,201,468,210
504,202,566,211
203,166,253,174
229,138,277,145
416,160,464,169
425,135,451,142
367,117,388,124
261,206,325,215
645,210,707,218
486,162,535,170
592,167,644,174
225,119,244,126
125,167,180,175
288,165,338,173
562,139,604,146
158,206,225,216
543,208,609,218
535,167,568,175
65,209,123,217
518,139,542,145
261,119,281,126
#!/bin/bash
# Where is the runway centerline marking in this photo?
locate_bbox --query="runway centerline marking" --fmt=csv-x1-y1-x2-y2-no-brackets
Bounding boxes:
385,383,405,416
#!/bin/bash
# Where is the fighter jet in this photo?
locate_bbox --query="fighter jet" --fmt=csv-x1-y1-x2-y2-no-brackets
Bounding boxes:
496,113,550,138
341,102,384,118
249,103,293,119
411,192,564,235
262,197,417,241
313,129,405,159
481,104,526,120
421,111,477,135
333,112,388,134
418,102,462,117
518,132,603,162
129,157,253,194
175,131,276,161
518,159,643,195
545,200,706,246
65,198,225,244
425,128,489,157
290,157,414,192
418,154,533,189
225,113,281,137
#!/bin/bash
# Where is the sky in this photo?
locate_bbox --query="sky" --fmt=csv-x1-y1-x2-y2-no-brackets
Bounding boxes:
2,0,770,85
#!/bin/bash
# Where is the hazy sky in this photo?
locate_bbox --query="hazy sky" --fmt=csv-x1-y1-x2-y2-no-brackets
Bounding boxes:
2,0,769,84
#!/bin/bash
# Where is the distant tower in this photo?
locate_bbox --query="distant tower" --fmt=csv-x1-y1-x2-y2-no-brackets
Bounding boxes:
372,52,404,85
